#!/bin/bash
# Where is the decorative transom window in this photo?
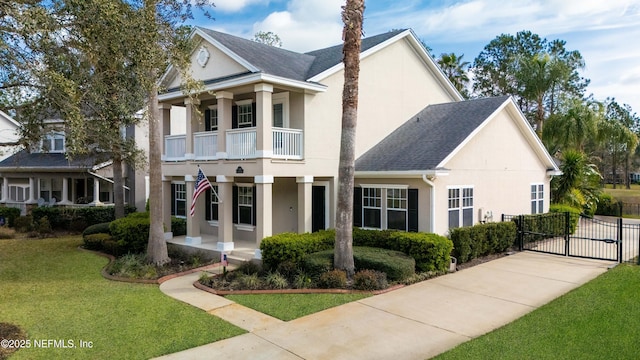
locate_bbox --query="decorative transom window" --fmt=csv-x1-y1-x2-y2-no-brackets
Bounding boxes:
173,183,186,218
531,184,544,214
448,186,473,229
236,100,253,127
237,186,253,225
361,186,408,231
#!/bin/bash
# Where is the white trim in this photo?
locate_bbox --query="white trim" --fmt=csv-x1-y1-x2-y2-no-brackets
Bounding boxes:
360,184,408,189
254,175,274,184
207,220,219,227
216,175,234,183
185,236,202,245
235,182,253,187
235,99,253,106
194,28,259,72
217,241,234,251
313,180,331,230
297,176,314,184
256,150,273,158
272,92,290,128
234,224,255,232
254,83,273,93
0,109,19,127
355,170,450,178
446,184,475,189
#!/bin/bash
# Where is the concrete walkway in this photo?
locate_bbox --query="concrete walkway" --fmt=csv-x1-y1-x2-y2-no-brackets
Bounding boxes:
155,252,614,360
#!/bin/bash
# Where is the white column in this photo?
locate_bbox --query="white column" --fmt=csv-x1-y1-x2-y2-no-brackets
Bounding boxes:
216,176,234,251
254,175,273,259
1,177,7,203
91,178,102,205
162,177,173,239
27,177,36,203
297,176,313,233
185,174,201,244
216,91,233,159
184,98,200,160
59,177,70,204
159,103,172,160
255,83,273,158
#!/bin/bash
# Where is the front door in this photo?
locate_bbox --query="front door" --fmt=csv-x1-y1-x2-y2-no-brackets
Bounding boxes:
312,185,326,232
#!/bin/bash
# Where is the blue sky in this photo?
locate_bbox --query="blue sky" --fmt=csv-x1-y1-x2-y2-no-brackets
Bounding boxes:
190,0,640,113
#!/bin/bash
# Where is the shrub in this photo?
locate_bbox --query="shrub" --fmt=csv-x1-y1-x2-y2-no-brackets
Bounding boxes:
0,226,16,239
83,233,111,251
83,222,112,237
260,230,334,270
69,218,89,233
265,272,289,289
549,204,581,234
36,216,53,235
352,246,415,281
353,269,388,291
233,273,264,290
109,214,150,254
31,206,137,230
385,232,452,272
172,217,186,236
293,271,314,289
0,207,21,227
276,260,300,281
14,215,33,233
318,269,347,289
109,253,157,279
302,251,333,278
450,222,517,264
236,261,262,275
595,193,621,216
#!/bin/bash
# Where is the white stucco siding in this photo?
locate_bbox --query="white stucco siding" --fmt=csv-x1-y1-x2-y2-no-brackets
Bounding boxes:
165,41,249,90
304,38,458,173
432,109,551,235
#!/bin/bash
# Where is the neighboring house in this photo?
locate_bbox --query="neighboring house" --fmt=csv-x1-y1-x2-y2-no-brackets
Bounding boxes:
0,110,20,162
0,119,148,214
157,27,559,259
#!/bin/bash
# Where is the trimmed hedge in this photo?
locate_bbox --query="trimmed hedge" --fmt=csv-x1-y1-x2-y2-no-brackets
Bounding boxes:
110,215,150,254
31,206,136,231
83,233,112,251
82,222,111,237
450,222,517,264
549,204,581,234
595,193,621,216
0,207,21,227
261,228,453,273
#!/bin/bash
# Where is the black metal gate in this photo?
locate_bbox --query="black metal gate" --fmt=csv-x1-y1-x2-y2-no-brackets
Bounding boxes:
504,212,640,263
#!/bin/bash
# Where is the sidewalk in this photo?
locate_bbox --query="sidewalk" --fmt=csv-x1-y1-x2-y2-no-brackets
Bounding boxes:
155,251,613,360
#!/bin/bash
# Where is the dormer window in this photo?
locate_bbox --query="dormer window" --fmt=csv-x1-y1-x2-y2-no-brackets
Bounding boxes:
40,132,65,153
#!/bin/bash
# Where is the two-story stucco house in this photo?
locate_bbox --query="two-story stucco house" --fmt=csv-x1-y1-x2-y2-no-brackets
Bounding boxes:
159,28,560,259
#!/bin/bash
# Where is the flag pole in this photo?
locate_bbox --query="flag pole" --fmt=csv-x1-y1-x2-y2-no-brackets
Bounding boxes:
197,165,221,203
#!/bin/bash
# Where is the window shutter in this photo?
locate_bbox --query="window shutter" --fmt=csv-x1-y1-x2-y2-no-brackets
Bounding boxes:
252,186,257,226
204,109,211,131
232,186,238,224
251,102,257,127
353,187,362,227
232,106,238,129
408,189,419,232
205,188,211,220
170,184,176,216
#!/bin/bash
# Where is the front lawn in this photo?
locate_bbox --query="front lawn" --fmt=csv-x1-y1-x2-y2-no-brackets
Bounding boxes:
0,236,245,360
433,264,640,359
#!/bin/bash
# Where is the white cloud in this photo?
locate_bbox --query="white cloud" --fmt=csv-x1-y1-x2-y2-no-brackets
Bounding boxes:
213,0,270,13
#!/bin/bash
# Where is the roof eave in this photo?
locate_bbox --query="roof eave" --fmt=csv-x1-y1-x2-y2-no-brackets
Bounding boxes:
355,169,450,178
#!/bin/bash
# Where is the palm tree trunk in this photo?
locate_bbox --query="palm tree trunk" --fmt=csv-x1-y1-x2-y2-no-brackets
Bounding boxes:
334,0,364,278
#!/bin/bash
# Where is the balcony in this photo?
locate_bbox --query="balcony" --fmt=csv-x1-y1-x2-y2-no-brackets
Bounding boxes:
163,127,303,161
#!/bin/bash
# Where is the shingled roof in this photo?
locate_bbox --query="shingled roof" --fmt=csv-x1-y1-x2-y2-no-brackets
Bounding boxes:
196,27,407,82
355,96,511,172
0,150,105,171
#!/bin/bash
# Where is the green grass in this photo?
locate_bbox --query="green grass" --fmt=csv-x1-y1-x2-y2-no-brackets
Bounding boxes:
433,264,640,360
603,184,640,204
225,293,371,321
0,236,245,360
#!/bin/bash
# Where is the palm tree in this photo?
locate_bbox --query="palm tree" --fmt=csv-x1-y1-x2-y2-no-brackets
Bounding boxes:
551,150,601,212
437,53,470,97
542,97,602,153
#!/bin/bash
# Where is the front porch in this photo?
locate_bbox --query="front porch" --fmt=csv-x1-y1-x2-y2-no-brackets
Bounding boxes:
167,234,257,263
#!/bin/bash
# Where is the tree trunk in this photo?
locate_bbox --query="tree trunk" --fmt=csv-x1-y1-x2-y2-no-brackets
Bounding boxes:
334,0,364,278
112,155,125,219
625,152,631,189
612,151,617,189
147,80,169,265
536,95,544,137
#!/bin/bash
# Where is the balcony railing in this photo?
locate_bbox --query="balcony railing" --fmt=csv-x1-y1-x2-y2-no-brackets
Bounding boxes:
194,131,218,160
164,134,186,160
226,128,257,159
164,127,304,161
273,128,303,159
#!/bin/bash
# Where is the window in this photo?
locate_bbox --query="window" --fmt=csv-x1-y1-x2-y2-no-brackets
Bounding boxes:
237,186,253,225
449,186,473,229
172,183,186,218
236,100,253,128
206,106,218,131
9,185,29,202
360,186,409,231
39,178,62,203
207,185,219,222
272,92,289,128
387,188,407,230
531,184,544,214
362,187,382,228
40,132,65,153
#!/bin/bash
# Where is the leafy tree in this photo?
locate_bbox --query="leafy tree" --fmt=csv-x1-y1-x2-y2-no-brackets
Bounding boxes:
335,0,364,277
599,99,639,189
543,97,602,153
437,52,469,98
253,31,282,47
551,149,601,213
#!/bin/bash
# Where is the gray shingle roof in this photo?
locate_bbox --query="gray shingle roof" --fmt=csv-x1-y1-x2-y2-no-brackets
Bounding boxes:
196,28,407,82
0,150,104,171
355,96,511,172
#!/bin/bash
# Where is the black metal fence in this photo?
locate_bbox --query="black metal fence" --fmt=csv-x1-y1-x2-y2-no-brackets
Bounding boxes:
503,212,640,264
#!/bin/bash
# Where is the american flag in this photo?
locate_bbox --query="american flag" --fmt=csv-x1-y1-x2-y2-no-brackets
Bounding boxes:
190,168,211,217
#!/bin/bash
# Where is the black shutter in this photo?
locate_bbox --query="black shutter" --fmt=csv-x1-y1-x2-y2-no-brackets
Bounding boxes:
251,102,257,127
353,187,362,227
408,189,419,232
233,186,238,224
232,105,238,129
252,186,257,226
205,188,211,220
170,184,176,216
204,109,211,131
